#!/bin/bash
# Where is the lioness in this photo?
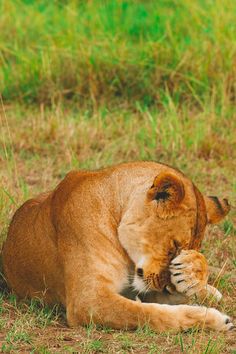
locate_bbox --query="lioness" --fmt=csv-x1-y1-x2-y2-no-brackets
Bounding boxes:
2,161,234,331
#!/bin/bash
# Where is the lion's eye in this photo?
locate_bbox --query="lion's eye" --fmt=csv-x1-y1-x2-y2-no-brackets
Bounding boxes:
168,249,175,257
168,240,180,258
173,239,180,249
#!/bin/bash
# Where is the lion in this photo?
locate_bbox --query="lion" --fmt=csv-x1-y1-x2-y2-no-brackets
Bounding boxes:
2,161,234,332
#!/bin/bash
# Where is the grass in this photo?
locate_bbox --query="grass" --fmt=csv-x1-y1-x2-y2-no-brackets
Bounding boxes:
0,0,236,352
1,0,236,108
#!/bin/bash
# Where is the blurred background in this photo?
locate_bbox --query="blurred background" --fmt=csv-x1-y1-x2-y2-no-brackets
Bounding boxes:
1,0,236,213
0,1,236,352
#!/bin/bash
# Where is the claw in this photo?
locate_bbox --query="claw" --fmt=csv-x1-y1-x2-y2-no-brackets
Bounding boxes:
183,281,200,295
171,262,182,266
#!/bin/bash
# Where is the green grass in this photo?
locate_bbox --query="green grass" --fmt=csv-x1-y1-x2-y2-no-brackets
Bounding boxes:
1,0,236,107
0,0,236,352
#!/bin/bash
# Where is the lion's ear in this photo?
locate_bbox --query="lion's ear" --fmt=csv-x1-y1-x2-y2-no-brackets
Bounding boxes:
204,196,230,224
147,173,185,215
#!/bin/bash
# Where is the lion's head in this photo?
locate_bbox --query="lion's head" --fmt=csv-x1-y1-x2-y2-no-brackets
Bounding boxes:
118,171,230,293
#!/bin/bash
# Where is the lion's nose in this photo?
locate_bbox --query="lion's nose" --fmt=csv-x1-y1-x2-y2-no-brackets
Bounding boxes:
159,269,171,289
136,268,144,277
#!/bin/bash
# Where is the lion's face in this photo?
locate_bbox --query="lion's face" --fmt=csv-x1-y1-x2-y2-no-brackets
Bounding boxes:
118,172,230,293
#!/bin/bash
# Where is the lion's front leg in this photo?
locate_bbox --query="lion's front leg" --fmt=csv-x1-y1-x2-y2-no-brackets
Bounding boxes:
65,273,233,332
170,250,222,301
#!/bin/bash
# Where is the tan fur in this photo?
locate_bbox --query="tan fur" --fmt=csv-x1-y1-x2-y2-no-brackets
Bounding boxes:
2,161,233,332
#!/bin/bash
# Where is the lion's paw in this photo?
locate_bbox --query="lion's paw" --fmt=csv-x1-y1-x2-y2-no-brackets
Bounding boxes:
175,305,235,332
169,250,209,297
205,308,234,331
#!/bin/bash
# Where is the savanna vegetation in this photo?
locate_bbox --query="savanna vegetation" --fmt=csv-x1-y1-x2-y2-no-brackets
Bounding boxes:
0,0,236,352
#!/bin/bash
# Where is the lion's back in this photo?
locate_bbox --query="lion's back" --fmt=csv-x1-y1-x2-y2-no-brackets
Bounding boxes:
2,191,63,302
